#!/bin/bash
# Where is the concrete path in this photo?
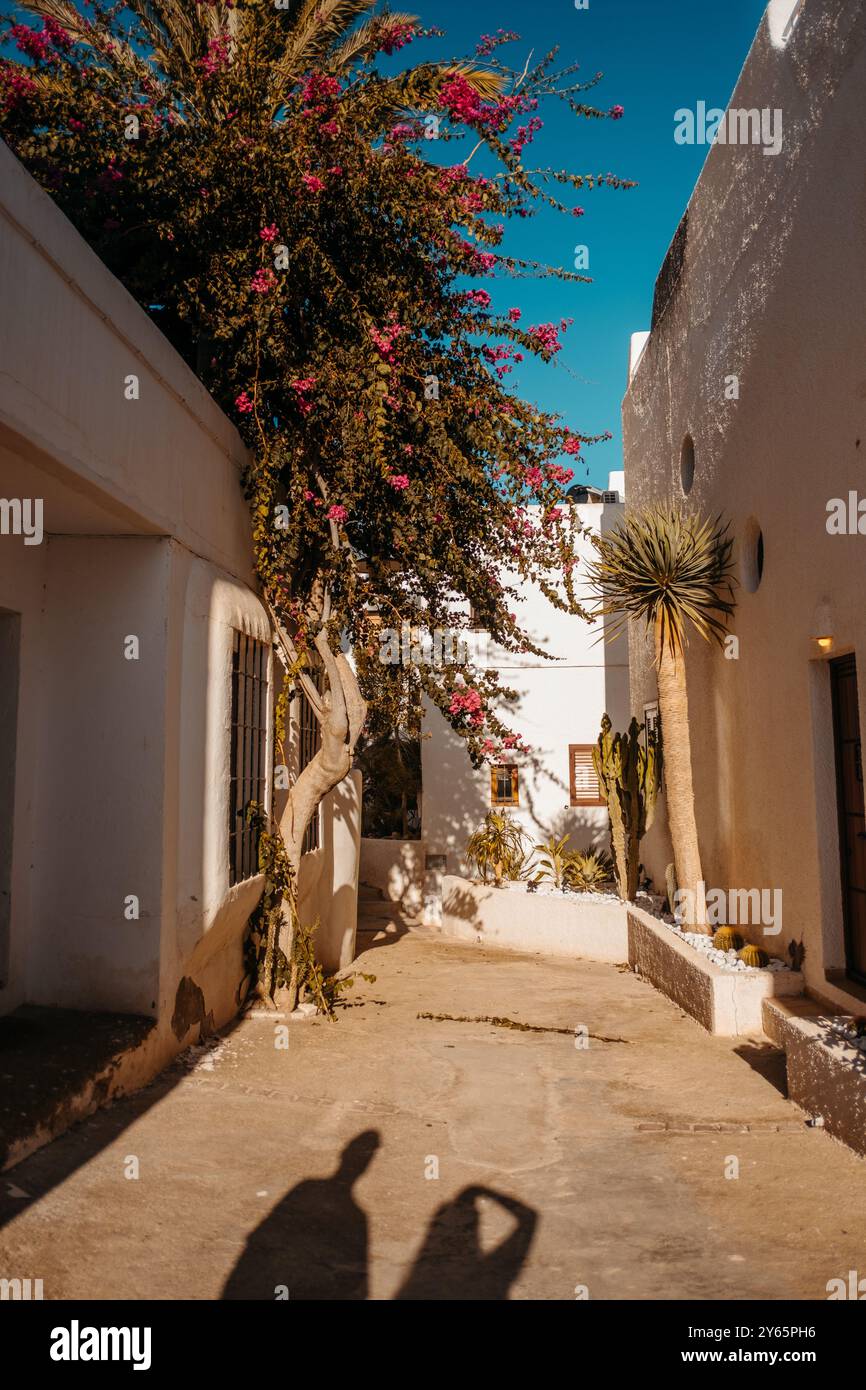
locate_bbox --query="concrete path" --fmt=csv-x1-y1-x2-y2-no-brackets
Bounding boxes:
2,903,866,1300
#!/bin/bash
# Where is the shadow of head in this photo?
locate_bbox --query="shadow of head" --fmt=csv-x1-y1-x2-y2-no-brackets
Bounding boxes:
336,1129,381,1184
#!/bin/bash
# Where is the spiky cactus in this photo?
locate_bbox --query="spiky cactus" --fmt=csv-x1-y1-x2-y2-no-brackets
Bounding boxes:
592,714,662,903
713,927,744,952
739,943,770,968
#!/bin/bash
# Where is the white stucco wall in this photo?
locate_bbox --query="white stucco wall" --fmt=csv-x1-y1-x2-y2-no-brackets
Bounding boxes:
622,0,866,1008
0,140,361,1047
421,496,630,873
359,837,425,913
0,131,271,1030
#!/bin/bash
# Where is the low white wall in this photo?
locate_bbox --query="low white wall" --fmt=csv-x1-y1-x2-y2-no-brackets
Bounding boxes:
359,837,424,913
628,907,803,1036
436,874,628,962
764,998,866,1155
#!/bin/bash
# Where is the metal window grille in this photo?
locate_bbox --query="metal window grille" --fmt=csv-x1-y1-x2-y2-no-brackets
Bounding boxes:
298,672,323,854
229,631,269,886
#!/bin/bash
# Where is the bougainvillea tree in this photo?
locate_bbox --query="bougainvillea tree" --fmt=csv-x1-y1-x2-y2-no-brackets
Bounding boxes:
1,0,631,1005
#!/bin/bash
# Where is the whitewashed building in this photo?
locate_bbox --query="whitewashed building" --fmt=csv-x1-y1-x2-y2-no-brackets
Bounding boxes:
0,141,359,1152
419,475,630,878
623,0,866,1021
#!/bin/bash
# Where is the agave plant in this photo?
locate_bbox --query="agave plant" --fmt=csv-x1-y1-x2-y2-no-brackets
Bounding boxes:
565,848,615,893
586,501,736,930
530,834,575,890
465,811,526,885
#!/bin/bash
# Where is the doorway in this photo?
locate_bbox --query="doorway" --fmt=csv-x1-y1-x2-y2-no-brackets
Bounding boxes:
830,654,866,983
0,610,20,990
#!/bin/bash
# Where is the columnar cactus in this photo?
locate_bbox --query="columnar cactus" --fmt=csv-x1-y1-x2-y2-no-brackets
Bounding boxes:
592,714,662,903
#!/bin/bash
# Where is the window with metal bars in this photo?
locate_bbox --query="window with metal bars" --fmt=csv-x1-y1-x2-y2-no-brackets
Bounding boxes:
490,764,519,806
298,671,323,854
229,631,269,886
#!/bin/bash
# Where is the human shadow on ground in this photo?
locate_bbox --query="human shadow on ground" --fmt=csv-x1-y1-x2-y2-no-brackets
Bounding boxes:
222,1130,380,1300
393,1184,537,1300
221,1132,536,1300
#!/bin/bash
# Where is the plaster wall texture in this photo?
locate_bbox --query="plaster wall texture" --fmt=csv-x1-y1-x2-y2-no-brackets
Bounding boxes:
359,837,425,913
622,0,866,1011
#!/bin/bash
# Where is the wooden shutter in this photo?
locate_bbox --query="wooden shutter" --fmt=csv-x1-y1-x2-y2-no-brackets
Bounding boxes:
569,744,604,807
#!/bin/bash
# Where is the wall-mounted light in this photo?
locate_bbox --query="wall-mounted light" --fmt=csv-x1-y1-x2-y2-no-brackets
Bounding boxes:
812,599,834,652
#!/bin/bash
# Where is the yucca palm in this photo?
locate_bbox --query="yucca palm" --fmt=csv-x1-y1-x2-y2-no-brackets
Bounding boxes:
466,812,526,885
587,502,736,930
18,0,502,127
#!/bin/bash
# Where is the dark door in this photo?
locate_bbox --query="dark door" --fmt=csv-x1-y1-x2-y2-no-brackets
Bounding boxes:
831,655,866,982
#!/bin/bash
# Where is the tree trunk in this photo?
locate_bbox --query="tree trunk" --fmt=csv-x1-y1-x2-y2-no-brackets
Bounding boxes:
270,633,367,1008
655,628,706,931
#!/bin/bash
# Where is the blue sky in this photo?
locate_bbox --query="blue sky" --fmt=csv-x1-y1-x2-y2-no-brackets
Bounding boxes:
400,0,770,486
2,0,770,485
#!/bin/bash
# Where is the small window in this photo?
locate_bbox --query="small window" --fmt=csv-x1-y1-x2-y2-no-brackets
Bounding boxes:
680,434,695,495
742,517,764,593
569,745,605,807
491,765,519,806
229,631,270,886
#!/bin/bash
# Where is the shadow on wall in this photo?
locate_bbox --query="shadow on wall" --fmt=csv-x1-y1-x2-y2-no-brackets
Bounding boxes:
221,1129,536,1301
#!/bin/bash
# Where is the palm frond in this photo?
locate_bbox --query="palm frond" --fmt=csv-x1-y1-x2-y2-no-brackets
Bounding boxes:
369,62,505,126
326,12,418,74
279,0,377,78
126,1,199,66
16,0,87,38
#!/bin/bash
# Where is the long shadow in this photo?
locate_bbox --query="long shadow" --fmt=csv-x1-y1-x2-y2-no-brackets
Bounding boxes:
221,1131,537,1301
222,1130,380,1300
394,1184,537,1301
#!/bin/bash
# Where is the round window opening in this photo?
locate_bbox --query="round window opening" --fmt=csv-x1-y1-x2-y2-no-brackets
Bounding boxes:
742,518,764,593
680,434,695,495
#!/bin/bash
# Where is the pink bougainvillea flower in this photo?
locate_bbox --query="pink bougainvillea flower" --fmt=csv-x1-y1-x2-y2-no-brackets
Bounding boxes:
327,504,348,523
235,391,254,413
250,267,276,294
259,223,278,242
609,105,625,119
507,307,521,321
300,73,341,105
378,20,416,55
302,172,325,194
197,34,231,78
388,474,410,490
